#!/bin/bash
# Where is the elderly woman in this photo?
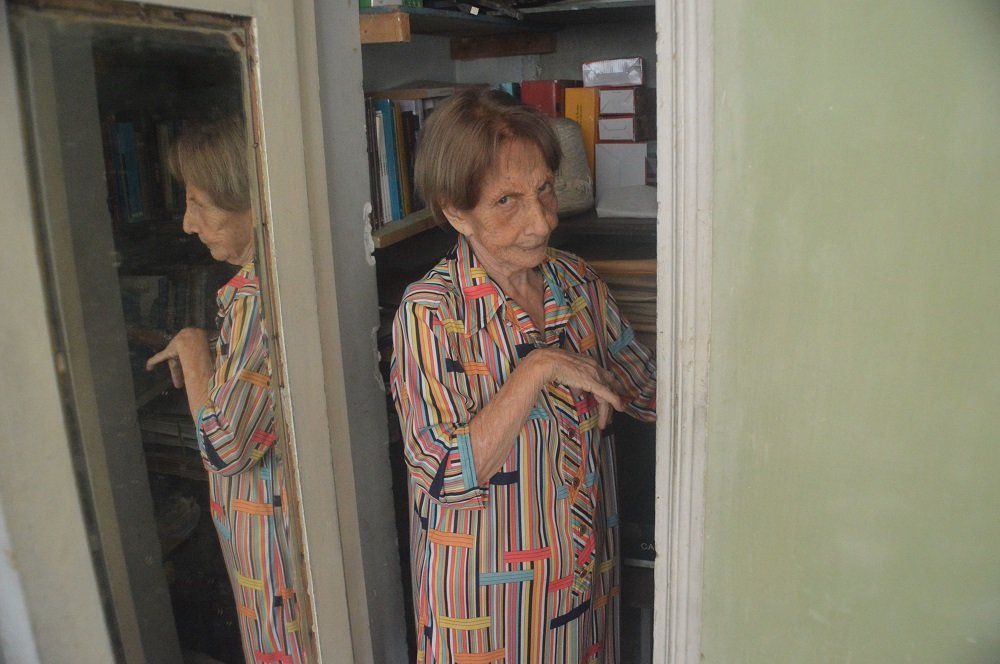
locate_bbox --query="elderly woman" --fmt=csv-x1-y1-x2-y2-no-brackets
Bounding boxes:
390,88,656,663
146,116,305,663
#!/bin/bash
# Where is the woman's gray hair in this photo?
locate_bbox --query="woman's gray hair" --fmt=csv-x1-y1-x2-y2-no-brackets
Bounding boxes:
414,87,561,226
168,115,251,212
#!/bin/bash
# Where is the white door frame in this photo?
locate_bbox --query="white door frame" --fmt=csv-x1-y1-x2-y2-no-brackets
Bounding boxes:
654,0,713,662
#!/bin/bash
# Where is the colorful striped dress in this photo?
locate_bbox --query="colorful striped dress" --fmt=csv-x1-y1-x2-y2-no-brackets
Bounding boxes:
196,262,305,663
390,237,656,663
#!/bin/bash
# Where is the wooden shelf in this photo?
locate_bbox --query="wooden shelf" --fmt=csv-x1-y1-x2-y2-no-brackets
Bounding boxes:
372,208,438,248
360,5,552,44
372,206,654,250
521,0,654,23
553,208,657,239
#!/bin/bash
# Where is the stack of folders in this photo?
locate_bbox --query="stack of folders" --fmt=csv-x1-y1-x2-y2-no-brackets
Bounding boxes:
590,258,656,351
566,58,657,202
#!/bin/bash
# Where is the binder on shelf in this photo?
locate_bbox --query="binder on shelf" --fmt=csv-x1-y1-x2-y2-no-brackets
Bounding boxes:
520,79,580,118
373,107,393,224
564,87,598,180
363,98,384,229
374,98,404,221
112,121,145,224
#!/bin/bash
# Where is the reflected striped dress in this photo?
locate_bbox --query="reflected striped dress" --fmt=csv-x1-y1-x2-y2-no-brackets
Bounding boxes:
390,237,656,663
196,261,305,663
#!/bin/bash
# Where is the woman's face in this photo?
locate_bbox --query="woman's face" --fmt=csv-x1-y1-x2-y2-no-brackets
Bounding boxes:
182,183,255,266
443,138,558,279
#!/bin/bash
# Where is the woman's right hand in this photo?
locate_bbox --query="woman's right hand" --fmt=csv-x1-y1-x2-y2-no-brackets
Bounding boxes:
146,327,213,389
529,348,626,429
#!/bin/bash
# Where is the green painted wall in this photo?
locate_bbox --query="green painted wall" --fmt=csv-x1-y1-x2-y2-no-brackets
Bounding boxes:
705,1,1000,662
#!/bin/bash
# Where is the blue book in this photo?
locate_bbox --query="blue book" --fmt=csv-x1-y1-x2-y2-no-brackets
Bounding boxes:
114,122,145,223
374,98,403,221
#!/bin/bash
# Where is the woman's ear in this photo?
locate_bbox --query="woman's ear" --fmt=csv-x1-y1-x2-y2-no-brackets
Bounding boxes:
441,203,471,237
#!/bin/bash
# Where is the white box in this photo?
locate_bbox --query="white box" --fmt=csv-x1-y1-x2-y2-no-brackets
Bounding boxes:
595,142,650,197
598,114,655,142
599,86,653,115
582,57,645,87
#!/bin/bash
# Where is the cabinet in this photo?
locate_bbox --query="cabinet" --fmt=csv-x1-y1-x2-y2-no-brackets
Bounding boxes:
361,5,657,660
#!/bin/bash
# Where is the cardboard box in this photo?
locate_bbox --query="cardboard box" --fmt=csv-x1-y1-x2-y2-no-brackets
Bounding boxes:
598,114,655,142
595,141,651,197
564,87,599,180
520,79,580,117
599,86,654,115
582,57,645,88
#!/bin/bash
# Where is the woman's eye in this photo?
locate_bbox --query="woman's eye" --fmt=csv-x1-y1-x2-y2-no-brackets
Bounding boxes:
539,181,553,193
496,195,510,206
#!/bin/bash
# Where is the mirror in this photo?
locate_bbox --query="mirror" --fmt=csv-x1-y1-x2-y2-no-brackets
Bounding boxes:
9,2,310,662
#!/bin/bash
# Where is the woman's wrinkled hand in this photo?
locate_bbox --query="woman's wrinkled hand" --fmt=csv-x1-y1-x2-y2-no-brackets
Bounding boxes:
530,348,626,429
145,327,211,389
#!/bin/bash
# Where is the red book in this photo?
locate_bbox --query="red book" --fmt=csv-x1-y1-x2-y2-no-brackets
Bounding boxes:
519,79,581,118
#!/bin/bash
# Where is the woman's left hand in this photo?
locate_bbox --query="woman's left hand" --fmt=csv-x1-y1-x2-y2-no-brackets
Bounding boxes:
529,347,626,429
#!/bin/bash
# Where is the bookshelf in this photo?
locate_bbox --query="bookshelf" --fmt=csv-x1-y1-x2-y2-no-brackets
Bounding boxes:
360,8,658,658
372,208,437,248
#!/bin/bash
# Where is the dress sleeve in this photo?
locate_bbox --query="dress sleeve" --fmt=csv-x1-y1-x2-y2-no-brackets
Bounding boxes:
597,278,657,422
389,300,488,507
195,291,276,476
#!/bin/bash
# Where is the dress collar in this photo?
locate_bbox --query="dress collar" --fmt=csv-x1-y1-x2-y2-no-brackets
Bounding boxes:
449,235,573,339
217,261,258,313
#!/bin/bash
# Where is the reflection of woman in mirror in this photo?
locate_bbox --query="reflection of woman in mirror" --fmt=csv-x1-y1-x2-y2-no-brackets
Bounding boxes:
146,117,305,663
390,89,656,662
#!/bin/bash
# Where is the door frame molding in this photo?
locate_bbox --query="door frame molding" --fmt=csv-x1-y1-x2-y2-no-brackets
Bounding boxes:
654,0,713,662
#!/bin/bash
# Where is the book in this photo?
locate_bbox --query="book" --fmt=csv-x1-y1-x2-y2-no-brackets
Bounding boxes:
564,87,598,180
399,108,421,209
373,108,393,224
520,79,580,118
364,98,384,229
495,81,521,99
392,101,412,216
374,99,404,221
112,121,145,224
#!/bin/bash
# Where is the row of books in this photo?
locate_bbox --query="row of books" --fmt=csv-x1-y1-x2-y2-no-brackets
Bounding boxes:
363,65,656,231
120,266,222,337
364,82,466,230
100,113,185,229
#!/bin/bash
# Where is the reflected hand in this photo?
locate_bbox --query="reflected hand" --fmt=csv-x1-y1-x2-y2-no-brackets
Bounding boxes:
146,327,211,389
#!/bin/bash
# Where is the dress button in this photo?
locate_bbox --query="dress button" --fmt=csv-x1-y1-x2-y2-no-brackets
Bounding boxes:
569,476,580,488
